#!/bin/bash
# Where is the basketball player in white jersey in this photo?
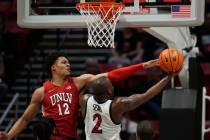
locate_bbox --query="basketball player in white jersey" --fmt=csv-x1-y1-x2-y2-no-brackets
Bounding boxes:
79,73,174,140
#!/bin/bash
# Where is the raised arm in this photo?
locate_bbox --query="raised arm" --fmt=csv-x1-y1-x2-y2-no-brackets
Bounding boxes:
0,87,44,140
111,75,172,123
74,59,159,91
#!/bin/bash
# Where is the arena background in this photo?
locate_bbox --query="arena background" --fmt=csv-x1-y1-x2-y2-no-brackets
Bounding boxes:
0,0,210,140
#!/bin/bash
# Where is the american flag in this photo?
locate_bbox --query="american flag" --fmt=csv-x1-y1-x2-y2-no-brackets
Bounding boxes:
171,5,191,18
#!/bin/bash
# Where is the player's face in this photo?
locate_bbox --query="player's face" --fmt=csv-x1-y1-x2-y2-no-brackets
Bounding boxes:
52,56,71,76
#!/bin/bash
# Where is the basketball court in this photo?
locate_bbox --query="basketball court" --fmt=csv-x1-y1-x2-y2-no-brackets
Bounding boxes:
3,0,209,139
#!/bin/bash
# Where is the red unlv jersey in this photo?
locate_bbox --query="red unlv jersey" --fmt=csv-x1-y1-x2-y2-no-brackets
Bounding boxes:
42,78,79,138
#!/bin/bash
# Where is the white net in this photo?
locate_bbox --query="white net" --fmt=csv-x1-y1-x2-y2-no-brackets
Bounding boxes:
77,2,124,48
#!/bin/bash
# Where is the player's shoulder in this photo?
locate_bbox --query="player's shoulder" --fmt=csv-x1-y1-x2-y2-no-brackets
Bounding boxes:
31,86,45,102
33,86,45,96
111,97,129,112
110,97,125,124
112,96,128,104
36,86,44,92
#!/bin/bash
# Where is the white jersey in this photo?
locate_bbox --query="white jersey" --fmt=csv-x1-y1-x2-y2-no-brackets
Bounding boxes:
84,96,121,140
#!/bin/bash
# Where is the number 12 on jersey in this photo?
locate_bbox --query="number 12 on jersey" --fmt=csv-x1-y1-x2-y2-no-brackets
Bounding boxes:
57,103,70,116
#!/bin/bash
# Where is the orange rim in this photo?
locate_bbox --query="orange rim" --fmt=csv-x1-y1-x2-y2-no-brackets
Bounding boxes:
76,2,125,12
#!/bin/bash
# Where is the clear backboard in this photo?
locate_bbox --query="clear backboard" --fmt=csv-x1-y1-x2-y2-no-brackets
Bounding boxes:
17,0,205,28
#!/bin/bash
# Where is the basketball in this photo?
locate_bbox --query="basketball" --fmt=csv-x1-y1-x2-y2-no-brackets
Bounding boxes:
159,48,184,73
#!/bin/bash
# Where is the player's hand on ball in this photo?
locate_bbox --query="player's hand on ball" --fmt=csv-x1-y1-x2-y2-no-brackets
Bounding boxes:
167,71,181,79
143,59,159,69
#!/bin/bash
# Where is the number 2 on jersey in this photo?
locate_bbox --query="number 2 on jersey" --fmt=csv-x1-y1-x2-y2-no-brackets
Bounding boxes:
92,113,102,133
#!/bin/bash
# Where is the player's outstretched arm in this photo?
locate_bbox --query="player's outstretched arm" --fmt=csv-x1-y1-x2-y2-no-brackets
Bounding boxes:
106,59,159,81
0,87,43,140
111,74,173,121
75,59,159,90
127,75,172,111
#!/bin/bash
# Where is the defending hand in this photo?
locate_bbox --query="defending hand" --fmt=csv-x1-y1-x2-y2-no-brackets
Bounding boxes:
143,59,159,69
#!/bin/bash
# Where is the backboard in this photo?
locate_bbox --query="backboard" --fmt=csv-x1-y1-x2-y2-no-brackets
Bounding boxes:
17,0,205,28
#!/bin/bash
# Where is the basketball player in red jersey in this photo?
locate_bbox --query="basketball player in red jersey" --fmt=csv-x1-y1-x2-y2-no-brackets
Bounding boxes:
79,74,175,140
0,52,158,140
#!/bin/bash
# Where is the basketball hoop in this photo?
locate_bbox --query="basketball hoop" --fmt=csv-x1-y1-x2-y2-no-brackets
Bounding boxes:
76,2,125,48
